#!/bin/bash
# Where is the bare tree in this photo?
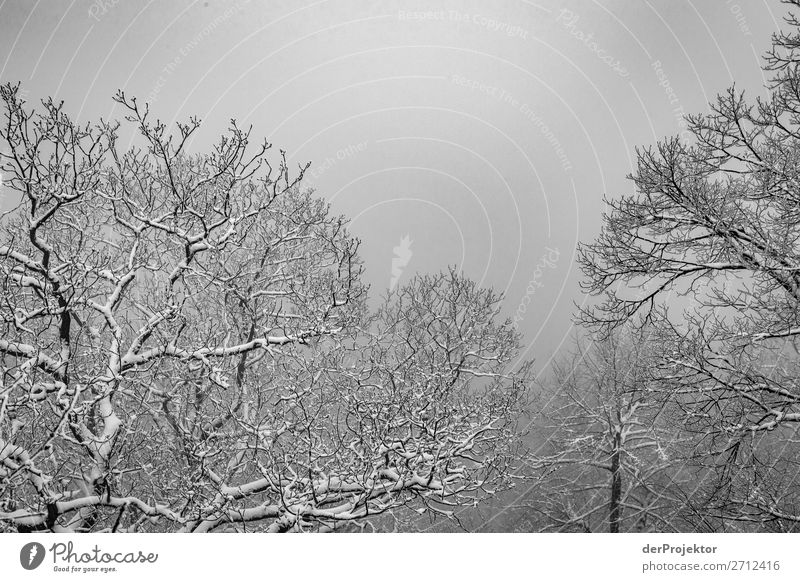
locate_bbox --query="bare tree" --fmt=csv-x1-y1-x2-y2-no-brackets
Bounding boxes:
0,84,532,532
576,2,800,528
522,326,691,532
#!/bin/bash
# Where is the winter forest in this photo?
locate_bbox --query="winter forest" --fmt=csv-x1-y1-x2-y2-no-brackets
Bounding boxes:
2,1,800,533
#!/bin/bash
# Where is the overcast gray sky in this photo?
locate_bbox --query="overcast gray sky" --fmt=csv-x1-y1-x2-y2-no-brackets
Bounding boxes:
0,0,785,372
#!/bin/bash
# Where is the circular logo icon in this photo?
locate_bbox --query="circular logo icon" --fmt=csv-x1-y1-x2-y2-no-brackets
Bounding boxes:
20,542,46,570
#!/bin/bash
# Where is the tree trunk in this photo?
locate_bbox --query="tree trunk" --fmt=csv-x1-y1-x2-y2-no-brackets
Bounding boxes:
609,432,622,533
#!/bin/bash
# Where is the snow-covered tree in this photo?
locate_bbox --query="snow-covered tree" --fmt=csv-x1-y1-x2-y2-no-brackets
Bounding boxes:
0,84,531,532
577,2,800,529
521,326,692,532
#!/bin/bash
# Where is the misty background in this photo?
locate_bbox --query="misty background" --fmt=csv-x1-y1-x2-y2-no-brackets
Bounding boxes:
0,0,786,530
